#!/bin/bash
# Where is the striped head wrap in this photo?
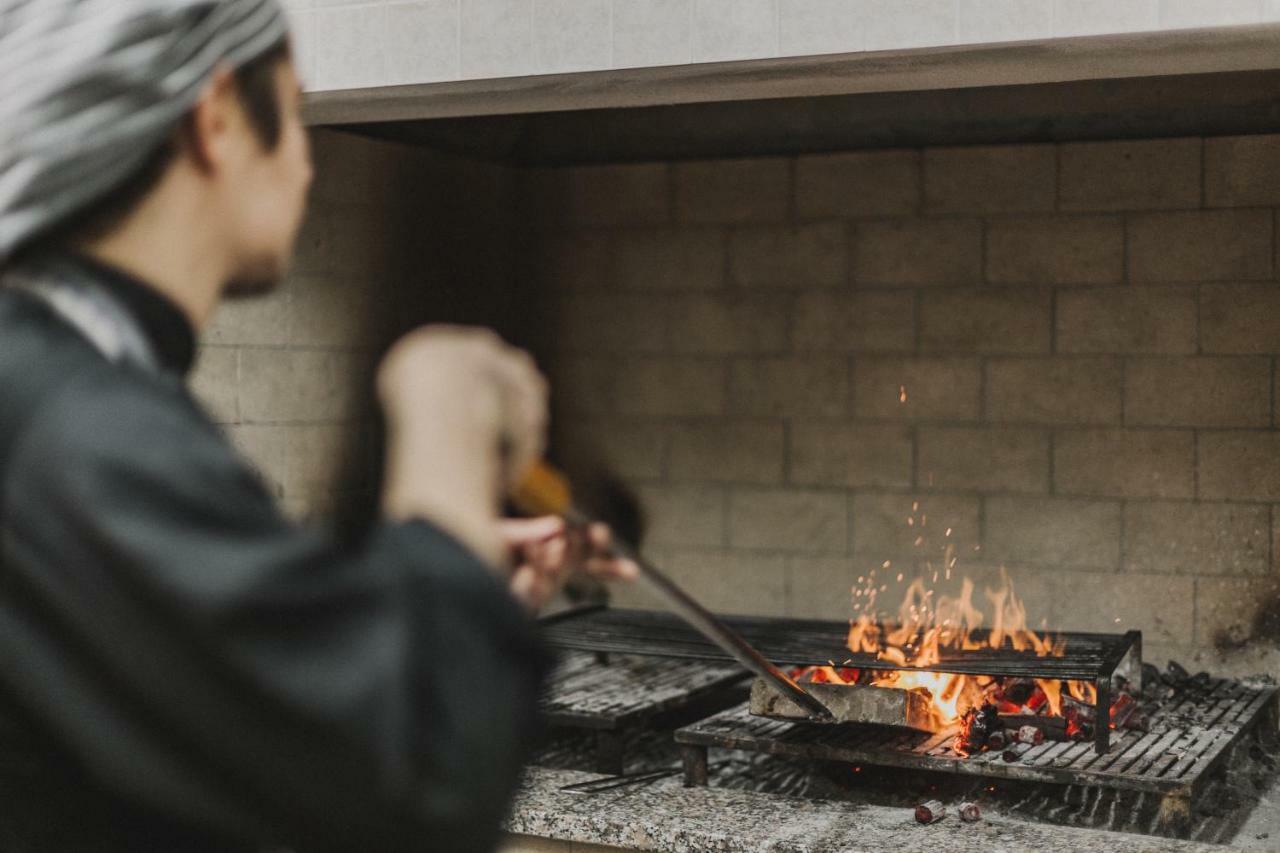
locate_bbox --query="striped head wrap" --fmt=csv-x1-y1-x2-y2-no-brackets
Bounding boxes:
0,0,290,263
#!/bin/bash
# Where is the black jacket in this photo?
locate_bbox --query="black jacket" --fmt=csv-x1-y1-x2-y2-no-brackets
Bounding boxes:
0,256,551,852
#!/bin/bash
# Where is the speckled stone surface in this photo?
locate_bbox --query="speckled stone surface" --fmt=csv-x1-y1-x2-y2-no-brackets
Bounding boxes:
506,767,1227,853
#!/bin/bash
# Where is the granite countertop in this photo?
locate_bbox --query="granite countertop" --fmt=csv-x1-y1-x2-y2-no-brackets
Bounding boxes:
506,767,1229,853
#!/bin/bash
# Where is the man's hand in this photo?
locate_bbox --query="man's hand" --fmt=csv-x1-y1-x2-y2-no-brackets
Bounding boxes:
377,326,548,567
502,517,639,612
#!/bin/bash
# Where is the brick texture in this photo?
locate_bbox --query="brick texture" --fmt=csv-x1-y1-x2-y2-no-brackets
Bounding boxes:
917,427,1050,493
728,489,849,553
1059,138,1202,211
985,215,1124,285
1056,287,1197,354
1124,357,1272,428
853,356,981,421
920,288,1052,354
924,144,1056,214
1128,209,1273,282
1200,283,1280,354
984,496,1122,570
796,149,921,219
667,421,786,484
1199,432,1280,501
789,422,914,488
1205,135,1280,208
854,219,982,286
729,357,849,417
985,357,1122,425
674,157,791,224
792,291,916,353
729,222,847,288
1054,429,1195,498
1125,502,1270,575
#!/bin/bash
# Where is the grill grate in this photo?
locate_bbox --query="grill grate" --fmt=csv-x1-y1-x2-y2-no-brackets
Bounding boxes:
537,647,748,773
674,676,1279,837
541,607,1142,752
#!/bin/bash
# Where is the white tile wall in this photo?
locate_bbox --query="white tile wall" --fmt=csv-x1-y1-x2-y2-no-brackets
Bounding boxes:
958,0,1053,44
384,1,460,85
1053,0,1159,38
778,0,866,57
862,0,957,51
613,0,692,68
692,0,778,62
461,0,534,78
1159,0,1265,29
533,0,611,73
296,0,1276,90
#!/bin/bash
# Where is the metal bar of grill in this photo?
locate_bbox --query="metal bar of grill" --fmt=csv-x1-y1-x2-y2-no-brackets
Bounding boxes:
541,607,1141,682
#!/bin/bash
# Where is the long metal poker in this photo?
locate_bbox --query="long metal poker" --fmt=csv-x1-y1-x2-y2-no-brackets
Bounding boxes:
513,462,833,721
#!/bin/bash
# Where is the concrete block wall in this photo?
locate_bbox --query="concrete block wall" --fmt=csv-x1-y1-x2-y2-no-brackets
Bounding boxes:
189,128,520,531
281,0,1280,92
526,134,1280,668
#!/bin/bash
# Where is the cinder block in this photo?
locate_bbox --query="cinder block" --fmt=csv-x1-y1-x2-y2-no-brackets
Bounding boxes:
1205,134,1280,207
562,162,670,227
225,424,287,498
852,356,982,421
674,158,791,224
792,291,916,354
665,549,790,616
984,496,1122,569
787,556,859,621
919,288,1052,354
238,349,367,423
985,215,1124,285
205,287,293,346
1128,209,1273,282
189,347,240,425
1053,429,1195,499
1199,283,1280,354
728,488,849,553
614,358,727,417
554,293,667,354
729,357,849,417
1124,357,1272,428
1048,572,1194,650
667,421,786,484
535,232,615,291
283,424,370,499
789,422,914,488
916,427,1050,493
1195,576,1280,648
614,227,726,291
1056,287,1197,354
985,357,1123,425
288,275,383,348
665,293,791,355
1059,138,1202,211
636,483,727,548
924,144,1056,214
852,492,982,562
549,358,617,418
796,150,921,219
1199,432,1280,501
557,418,666,481
854,218,982,286
729,222,847,288
1125,502,1270,576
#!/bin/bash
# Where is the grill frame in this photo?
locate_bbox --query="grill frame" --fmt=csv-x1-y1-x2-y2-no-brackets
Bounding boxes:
541,606,1143,753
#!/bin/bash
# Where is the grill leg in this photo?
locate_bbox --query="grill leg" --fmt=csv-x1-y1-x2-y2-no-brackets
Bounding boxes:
681,744,709,787
594,731,624,775
1094,676,1110,754
1154,792,1193,838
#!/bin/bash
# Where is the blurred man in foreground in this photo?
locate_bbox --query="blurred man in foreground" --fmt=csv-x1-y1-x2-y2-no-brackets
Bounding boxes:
0,2,633,850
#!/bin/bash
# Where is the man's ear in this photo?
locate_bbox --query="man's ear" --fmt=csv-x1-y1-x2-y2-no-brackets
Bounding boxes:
186,62,240,174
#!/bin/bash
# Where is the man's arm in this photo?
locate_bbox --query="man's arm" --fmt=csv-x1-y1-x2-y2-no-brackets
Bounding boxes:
1,368,551,853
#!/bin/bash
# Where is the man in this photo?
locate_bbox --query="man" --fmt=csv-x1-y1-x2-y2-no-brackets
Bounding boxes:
0,1,633,851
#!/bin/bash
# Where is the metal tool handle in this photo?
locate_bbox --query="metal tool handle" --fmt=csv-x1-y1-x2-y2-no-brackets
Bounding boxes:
563,507,833,720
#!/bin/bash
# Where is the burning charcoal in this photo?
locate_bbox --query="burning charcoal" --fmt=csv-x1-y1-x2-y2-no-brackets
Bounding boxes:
1164,661,1190,686
1026,685,1048,713
1110,692,1138,729
959,802,981,823
1002,679,1036,705
1002,742,1033,762
1015,725,1045,746
1000,714,1067,741
959,703,1001,754
986,730,1008,750
915,800,946,824
1062,695,1096,723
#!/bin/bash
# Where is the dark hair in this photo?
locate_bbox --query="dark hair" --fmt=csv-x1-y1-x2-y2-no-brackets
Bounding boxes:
11,38,292,264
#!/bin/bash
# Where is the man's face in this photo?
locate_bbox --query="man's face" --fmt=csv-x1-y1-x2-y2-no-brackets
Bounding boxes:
223,53,312,297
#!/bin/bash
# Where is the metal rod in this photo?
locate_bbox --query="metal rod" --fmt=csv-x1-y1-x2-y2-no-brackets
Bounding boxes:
565,507,833,720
